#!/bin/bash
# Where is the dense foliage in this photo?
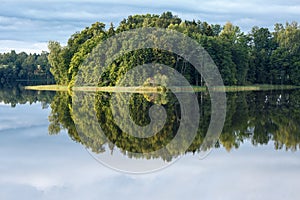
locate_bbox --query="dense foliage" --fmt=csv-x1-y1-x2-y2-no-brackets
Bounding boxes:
0,51,53,85
48,12,300,86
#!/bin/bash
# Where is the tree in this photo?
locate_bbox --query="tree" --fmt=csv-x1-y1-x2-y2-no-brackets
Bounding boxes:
45,12,300,87
48,41,67,84
248,27,275,84
271,22,300,85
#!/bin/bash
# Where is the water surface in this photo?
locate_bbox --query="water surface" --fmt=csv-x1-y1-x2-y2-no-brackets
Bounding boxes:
0,86,299,199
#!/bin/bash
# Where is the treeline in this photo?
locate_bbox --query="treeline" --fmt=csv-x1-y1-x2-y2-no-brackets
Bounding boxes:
48,12,300,86
0,50,53,85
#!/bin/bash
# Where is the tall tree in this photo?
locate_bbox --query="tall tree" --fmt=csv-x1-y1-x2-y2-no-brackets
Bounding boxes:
249,27,275,84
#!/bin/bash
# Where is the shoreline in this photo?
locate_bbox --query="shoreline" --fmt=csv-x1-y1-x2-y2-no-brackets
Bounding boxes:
24,84,300,93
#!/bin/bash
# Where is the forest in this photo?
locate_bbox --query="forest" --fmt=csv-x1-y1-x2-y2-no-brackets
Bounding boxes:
0,50,53,85
47,12,300,87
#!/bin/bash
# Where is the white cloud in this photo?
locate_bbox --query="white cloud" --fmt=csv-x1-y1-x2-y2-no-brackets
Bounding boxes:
0,40,48,53
0,0,299,54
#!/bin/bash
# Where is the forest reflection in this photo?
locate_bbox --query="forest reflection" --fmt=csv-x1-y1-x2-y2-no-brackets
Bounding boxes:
2,85,299,161
46,89,300,161
0,84,54,107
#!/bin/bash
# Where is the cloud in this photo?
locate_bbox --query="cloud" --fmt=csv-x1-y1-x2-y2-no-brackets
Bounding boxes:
0,0,299,53
0,40,48,53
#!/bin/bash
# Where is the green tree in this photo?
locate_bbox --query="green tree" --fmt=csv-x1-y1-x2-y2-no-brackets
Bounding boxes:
249,27,276,84
271,22,300,85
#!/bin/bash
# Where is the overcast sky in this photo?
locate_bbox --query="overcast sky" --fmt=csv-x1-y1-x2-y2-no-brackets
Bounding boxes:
0,0,300,53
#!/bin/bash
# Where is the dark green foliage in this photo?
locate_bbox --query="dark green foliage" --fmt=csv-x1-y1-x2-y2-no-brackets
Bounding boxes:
46,12,300,86
0,50,53,84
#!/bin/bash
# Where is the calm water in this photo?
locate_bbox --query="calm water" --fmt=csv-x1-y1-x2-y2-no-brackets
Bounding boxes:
1,85,300,199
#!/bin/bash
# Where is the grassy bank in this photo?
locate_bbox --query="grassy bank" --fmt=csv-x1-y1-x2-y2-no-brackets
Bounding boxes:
24,84,300,93
219,85,300,92
24,85,68,91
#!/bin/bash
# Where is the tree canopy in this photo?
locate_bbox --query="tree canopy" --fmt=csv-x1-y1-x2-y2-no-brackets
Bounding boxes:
0,50,53,85
47,12,300,87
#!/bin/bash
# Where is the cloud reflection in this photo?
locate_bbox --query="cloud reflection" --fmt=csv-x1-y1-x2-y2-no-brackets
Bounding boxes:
0,103,299,199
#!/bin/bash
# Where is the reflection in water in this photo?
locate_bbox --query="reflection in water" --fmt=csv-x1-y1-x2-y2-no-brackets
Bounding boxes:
0,84,54,108
1,85,300,161
47,89,300,161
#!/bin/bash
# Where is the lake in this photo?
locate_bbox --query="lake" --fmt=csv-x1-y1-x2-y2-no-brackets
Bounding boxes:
1,85,300,200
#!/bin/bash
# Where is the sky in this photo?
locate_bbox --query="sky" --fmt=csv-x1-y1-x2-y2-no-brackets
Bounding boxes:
0,0,300,53
1,102,300,200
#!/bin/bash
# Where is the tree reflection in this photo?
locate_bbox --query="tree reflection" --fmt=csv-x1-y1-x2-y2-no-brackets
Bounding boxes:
0,84,54,107
48,89,300,161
